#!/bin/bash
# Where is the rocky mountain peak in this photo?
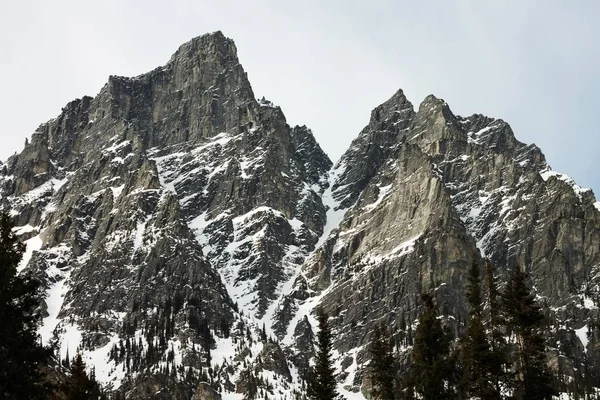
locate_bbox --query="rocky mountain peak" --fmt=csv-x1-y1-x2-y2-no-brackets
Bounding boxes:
367,88,413,127
0,31,337,397
275,86,600,395
408,94,467,157
332,88,415,209
2,33,599,399
168,30,239,67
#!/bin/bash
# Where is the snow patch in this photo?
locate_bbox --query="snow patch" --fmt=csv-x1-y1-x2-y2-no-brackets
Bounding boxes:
38,244,73,344
363,184,393,211
283,285,331,345
132,215,151,252
39,274,69,344
467,124,501,144
58,323,83,361
336,346,366,400
540,166,592,199
260,221,307,336
387,235,420,259
190,212,219,254
103,140,131,154
361,234,420,267
18,233,43,272
86,334,125,385
110,184,125,199
212,336,237,365
21,179,54,203
51,176,68,191
575,325,589,353
12,224,37,236
316,166,349,248
582,295,597,310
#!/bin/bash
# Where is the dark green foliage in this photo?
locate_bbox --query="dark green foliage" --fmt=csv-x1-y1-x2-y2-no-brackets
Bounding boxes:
220,318,231,338
0,212,52,399
305,369,319,400
484,259,509,396
241,369,259,400
369,323,396,400
260,323,267,342
463,256,500,399
306,308,337,400
61,351,104,400
503,265,555,400
406,293,455,400
466,256,484,319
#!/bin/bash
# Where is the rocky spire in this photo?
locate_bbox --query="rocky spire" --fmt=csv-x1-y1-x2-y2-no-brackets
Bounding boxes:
333,88,415,209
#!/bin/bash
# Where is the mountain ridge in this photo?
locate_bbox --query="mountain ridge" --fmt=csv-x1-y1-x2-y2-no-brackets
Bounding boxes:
1,31,599,399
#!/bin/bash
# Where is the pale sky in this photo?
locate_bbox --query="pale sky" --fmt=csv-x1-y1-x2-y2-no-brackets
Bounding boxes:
1,1,599,193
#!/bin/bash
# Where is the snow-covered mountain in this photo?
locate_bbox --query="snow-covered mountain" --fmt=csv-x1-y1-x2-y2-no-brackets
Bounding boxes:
1,32,598,398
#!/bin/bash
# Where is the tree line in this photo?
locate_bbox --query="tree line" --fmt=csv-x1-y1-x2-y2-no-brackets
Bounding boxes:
306,257,597,400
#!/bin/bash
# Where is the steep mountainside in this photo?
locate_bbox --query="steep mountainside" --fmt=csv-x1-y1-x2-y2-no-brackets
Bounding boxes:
0,32,330,398
277,91,600,394
1,32,599,398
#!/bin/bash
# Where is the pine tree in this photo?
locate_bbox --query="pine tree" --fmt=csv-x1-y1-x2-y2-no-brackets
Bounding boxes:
61,351,103,399
0,212,52,399
406,293,454,400
463,256,499,399
306,308,337,400
241,369,258,400
369,323,396,400
503,265,555,400
306,369,319,400
484,259,509,396
260,322,267,342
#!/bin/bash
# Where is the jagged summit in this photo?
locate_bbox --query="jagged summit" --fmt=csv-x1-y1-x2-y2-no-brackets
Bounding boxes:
1,34,599,399
167,30,238,64
331,88,414,209
278,86,600,394
0,31,333,398
365,88,413,126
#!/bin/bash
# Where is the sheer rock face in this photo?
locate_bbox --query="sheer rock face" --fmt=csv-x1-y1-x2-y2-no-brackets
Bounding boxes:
317,142,475,352
2,31,599,398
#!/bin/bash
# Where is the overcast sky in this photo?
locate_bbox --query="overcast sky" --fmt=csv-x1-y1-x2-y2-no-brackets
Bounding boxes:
1,1,599,193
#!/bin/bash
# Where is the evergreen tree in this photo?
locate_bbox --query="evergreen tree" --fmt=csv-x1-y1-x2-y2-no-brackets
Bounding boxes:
463,256,499,399
306,369,319,400
0,212,51,399
61,351,103,399
484,259,509,395
306,308,337,400
369,323,396,400
406,293,454,400
260,323,267,342
241,369,258,400
503,265,555,400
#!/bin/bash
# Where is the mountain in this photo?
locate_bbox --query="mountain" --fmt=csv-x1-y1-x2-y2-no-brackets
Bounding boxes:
282,91,600,394
1,31,599,398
